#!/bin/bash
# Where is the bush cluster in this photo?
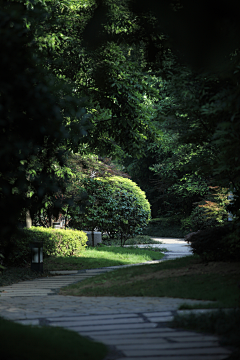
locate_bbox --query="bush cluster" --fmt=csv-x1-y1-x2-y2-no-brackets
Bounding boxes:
2,227,87,266
187,224,240,261
181,188,230,232
181,205,220,232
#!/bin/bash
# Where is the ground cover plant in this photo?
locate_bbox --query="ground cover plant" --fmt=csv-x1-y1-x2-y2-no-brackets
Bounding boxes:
143,217,186,238
0,267,51,287
172,309,240,360
187,224,240,262
44,245,165,271
0,317,107,360
102,234,164,246
59,255,240,309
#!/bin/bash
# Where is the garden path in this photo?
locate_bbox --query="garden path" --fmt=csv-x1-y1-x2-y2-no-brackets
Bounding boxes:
125,237,192,260
0,239,232,360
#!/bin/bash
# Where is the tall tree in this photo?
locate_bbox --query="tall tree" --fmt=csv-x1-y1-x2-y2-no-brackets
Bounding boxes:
25,0,159,156
0,0,87,239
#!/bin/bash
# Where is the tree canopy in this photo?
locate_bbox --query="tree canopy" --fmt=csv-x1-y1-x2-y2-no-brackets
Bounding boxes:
1,0,240,243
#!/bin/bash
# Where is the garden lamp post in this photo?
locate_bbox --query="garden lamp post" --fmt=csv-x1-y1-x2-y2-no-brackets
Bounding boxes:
30,241,43,272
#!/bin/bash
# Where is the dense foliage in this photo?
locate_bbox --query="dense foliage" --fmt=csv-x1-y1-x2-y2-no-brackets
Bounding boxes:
0,0,157,242
103,176,151,218
1,227,87,265
0,1,71,238
1,0,240,259
114,1,240,234
186,224,240,262
68,177,150,246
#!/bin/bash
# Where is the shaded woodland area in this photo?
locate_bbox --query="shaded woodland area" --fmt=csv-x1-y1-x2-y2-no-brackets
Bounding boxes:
1,0,240,261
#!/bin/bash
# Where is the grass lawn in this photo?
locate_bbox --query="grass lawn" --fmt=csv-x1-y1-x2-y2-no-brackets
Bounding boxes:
0,317,107,360
59,255,240,309
0,235,165,286
44,245,165,271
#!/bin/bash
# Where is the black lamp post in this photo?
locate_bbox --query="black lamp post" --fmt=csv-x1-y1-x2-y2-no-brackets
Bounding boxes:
30,241,43,272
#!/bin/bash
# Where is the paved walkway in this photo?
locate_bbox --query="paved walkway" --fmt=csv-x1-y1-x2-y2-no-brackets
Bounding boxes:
0,238,233,360
126,237,193,260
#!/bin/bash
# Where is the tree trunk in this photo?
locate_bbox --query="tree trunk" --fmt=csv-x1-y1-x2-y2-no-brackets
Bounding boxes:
26,210,32,228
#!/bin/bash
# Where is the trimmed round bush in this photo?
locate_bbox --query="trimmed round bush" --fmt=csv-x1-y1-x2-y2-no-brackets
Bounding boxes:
68,176,151,246
104,176,151,220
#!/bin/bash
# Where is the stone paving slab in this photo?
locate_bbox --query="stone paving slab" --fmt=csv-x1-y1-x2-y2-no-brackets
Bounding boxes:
116,356,229,360
50,317,145,327
94,336,220,346
3,307,230,359
0,295,213,314
62,322,157,332
143,311,172,316
0,300,232,360
145,315,174,322
47,313,140,321
124,348,231,356
119,341,220,350
100,338,170,345
49,270,79,274
167,335,221,342
93,329,198,339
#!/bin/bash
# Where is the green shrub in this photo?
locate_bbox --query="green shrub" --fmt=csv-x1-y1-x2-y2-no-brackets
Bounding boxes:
143,216,186,237
221,226,240,261
68,177,150,246
104,176,151,220
69,178,117,237
182,188,230,232
185,204,221,231
187,224,240,261
111,190,150,246
5,227,88,265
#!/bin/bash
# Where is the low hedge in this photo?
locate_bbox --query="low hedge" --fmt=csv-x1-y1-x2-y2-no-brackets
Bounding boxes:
5,227,88,266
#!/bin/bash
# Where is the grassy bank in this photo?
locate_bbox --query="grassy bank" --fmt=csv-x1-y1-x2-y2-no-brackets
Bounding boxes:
59,255,240,309
0,317,107,360
172,309,240,359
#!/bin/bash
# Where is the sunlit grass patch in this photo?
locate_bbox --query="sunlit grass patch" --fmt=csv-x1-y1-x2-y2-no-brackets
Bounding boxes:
44,245,165,271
